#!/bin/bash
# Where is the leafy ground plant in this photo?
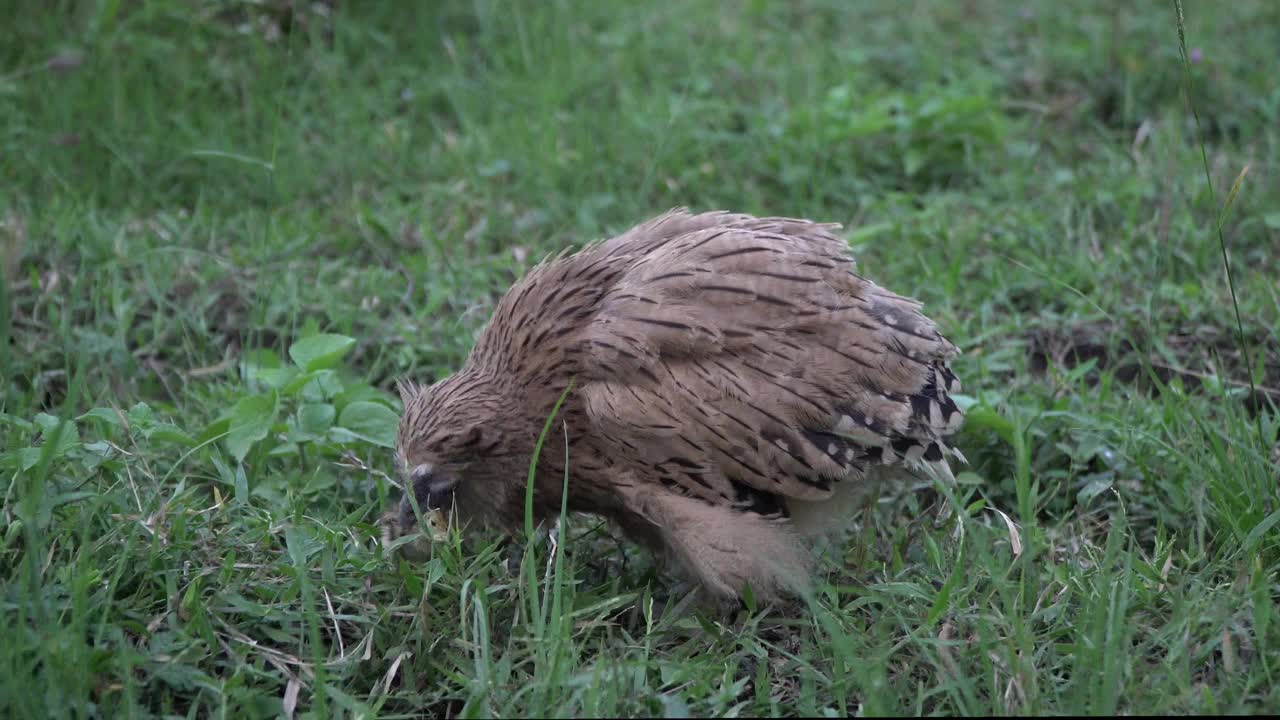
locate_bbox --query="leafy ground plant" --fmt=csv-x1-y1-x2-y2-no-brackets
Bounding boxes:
3,0,1280,716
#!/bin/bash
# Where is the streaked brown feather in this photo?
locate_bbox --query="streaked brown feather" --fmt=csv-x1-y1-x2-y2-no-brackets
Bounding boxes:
392,208,966,601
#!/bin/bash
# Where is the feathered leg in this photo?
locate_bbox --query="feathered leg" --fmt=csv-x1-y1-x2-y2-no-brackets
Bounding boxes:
617,485,811,601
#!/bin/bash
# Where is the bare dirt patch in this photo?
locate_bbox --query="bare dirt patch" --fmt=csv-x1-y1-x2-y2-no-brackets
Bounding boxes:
1027,320,1280,416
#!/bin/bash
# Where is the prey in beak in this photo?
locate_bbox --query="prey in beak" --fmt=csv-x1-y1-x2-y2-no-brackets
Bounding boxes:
395,463,457,543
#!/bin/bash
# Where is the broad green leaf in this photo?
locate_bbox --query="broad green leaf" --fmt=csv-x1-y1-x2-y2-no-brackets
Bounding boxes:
268,442,300,458
80,407,125,428
281,370,318,396
288,333,356,372
336,401,398,448
0,448,41,471
0,413,34,433
240,348,282,385
80,440,113,458
284,525,324,565
196,417,231,447
300,370,345,403
78,441,113,471
242,348,281,370
1076,471,1115,505
32,412,64,433
33,413,80,457
280,369,344,401
50,491,98,508
302,471,336,495
225,392,279,462
334,384,396,412
292,403,335,442
126,402,154,427
123,402,163,439
257,366,299,390
151,425,197,447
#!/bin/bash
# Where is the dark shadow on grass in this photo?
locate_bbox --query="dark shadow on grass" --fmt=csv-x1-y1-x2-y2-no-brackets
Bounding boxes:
1026,319,1280,417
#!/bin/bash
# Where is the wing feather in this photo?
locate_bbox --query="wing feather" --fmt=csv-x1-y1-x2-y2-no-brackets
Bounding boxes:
578,210,964,510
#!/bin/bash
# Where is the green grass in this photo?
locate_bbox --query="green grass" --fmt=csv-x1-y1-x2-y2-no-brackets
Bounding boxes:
3,0,1280,716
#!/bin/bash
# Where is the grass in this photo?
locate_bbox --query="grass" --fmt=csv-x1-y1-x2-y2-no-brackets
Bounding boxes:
3,0,1279,715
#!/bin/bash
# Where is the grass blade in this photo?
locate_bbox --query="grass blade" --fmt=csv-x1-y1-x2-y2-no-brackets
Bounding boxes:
1172,0,1266,445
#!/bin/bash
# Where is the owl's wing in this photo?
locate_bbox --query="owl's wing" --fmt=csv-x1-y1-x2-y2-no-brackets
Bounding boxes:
576,211,964,515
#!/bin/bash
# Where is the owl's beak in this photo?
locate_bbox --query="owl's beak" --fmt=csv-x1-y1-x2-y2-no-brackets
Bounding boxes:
398,463,458,530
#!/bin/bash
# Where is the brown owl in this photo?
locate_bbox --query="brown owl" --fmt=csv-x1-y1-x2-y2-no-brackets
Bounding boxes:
391,209,965,600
